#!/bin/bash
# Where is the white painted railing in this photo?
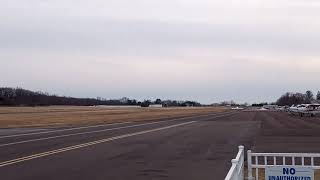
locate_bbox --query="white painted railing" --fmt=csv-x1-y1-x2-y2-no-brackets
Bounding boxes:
247,150,320,180
224,145,245,180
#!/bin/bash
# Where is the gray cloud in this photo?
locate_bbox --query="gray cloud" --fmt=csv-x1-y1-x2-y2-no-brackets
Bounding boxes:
1,18,320,56
1,0,320,103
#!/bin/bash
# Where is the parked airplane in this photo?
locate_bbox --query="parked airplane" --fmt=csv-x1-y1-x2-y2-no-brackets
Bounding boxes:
289,104,301,113
289,104,320,117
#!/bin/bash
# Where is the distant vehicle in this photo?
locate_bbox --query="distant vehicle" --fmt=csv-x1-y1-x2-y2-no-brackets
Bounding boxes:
263,105,278,110
276,106,286,111
231,107,244,110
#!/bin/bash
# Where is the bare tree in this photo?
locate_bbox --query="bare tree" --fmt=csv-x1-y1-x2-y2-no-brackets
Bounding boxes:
305,90,314,103
276,92,308,106
155,99,162,104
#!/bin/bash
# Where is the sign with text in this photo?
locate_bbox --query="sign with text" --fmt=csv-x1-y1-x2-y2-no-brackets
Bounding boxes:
265,166,314,180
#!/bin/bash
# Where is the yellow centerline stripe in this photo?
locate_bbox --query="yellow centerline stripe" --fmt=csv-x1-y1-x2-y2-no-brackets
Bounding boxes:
0,111,238,147
0,121,196,168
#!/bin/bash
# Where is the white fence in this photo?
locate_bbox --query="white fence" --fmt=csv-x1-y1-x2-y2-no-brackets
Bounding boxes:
224,145,245,180
247,150,320,180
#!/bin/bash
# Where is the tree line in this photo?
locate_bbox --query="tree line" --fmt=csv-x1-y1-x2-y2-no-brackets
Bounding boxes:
276,90,320,106
0,87,201,107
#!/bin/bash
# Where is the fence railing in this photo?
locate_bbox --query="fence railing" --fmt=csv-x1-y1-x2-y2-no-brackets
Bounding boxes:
224,145,245,180
247,150,320,180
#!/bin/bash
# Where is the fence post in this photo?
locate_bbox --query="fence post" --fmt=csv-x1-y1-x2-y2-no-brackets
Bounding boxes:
231,159,238,180
247,150,254,180
239,146,244,180
239,146,244,156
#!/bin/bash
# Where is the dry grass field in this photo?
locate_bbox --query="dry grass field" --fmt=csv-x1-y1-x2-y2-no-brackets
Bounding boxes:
0,106,228,128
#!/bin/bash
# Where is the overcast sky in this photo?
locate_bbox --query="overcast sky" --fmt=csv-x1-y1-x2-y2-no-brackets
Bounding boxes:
1,0,320,104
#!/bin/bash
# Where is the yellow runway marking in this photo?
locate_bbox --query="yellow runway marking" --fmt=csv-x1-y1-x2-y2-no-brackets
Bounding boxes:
0,121,196,168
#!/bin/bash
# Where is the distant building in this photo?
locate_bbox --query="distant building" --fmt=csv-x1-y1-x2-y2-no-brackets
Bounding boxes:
149,104,163,108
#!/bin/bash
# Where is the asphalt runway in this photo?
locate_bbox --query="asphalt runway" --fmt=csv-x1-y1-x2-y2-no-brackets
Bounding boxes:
2,111,317,180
